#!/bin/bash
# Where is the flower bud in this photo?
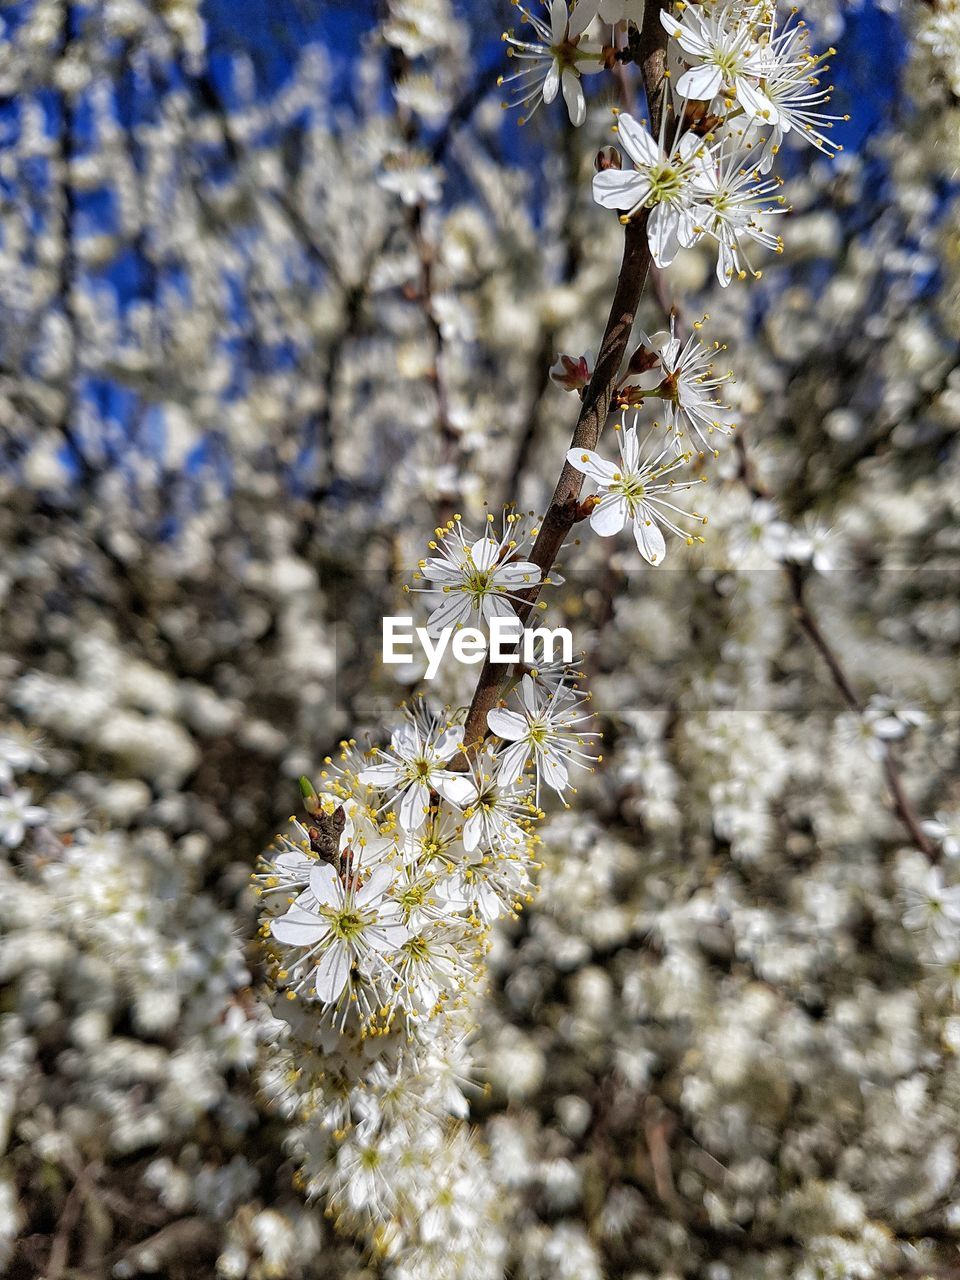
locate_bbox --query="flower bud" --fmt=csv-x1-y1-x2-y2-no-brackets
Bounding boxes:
299,775,322,817
550,352,593,393
594,146,622,172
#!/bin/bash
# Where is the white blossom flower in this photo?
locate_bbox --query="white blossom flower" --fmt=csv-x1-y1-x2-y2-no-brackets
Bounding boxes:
661,3,773,118
411,513,542,637
358,707,472,831
270,863,409,1008
500,0,604,127
0,788,47,847
627,317,735,453
691,140,786,285
901,865,960,938
387,925,474,1021
787,514,843,572
593,112,712,267
747,19,845,172
457,752,534,854
0,724,45,783
728,497,791,564
566,416,707,564
378,152,443,205
923,812,960,860
487,674,598,802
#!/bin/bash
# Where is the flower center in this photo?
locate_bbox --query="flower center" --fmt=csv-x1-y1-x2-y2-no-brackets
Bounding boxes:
330,908,369,941
615,476,647,511
463,567,494,598
648,163,683,204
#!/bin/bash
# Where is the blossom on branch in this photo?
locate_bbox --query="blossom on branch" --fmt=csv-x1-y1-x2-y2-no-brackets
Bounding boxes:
566,416,708,564
499,0,604,126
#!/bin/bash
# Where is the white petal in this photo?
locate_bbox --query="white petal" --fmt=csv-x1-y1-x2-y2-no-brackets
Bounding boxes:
566,447,620,484
519,674,540,716
616,113,661,168
677,63,723,101
619,425,640,471
593,169,651,211
421,558,464,583
498,739,530,787
487,707,528,741
399,781,430,830
470,537,499,571
355,864,393,908
391,721,419,755
549,0,568,43
314,944,351,1002
358,762,403,788
434,725,464,760
590,493,629,536
647,201,680,268
540,749,569,792
660,9,710,56
568,0,595,39
435,773,476,807
633,513,667,565
427,591,472,636
365,921,410,953
309,863,341,908
495,559,541,584
561,68,586,127
543,58,561,105
462,810,484,853
735,76,780,124
481,592,516,623
271,906,329,947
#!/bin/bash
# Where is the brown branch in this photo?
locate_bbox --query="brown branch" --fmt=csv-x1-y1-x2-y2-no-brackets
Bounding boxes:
459,0,671,752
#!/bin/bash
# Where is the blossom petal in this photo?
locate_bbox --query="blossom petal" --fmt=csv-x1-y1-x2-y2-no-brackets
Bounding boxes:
647,201,681,267
633,513,667,565
549,0,568,43
735,76,780,124
434,725,464,760
677,63,724,101
399,780,430,830
309,863,342,908
566,447,620,484
590,493,629,536
358,762,403,788
593,169,651,211
543,58,560,105
540,748,569,792
497,739,530,787
271,906,329,947
561,68,586,127
356,864,393,908
660,9,710,57
462,809,484,853
616,113,661,168
314,944,351,1002
470,537,499,571
365,921,410,953
434,773,475,808
487,707,528,741
427,591,473,637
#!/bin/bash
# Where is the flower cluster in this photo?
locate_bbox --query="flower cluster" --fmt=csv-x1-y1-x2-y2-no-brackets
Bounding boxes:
593,0,845,282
